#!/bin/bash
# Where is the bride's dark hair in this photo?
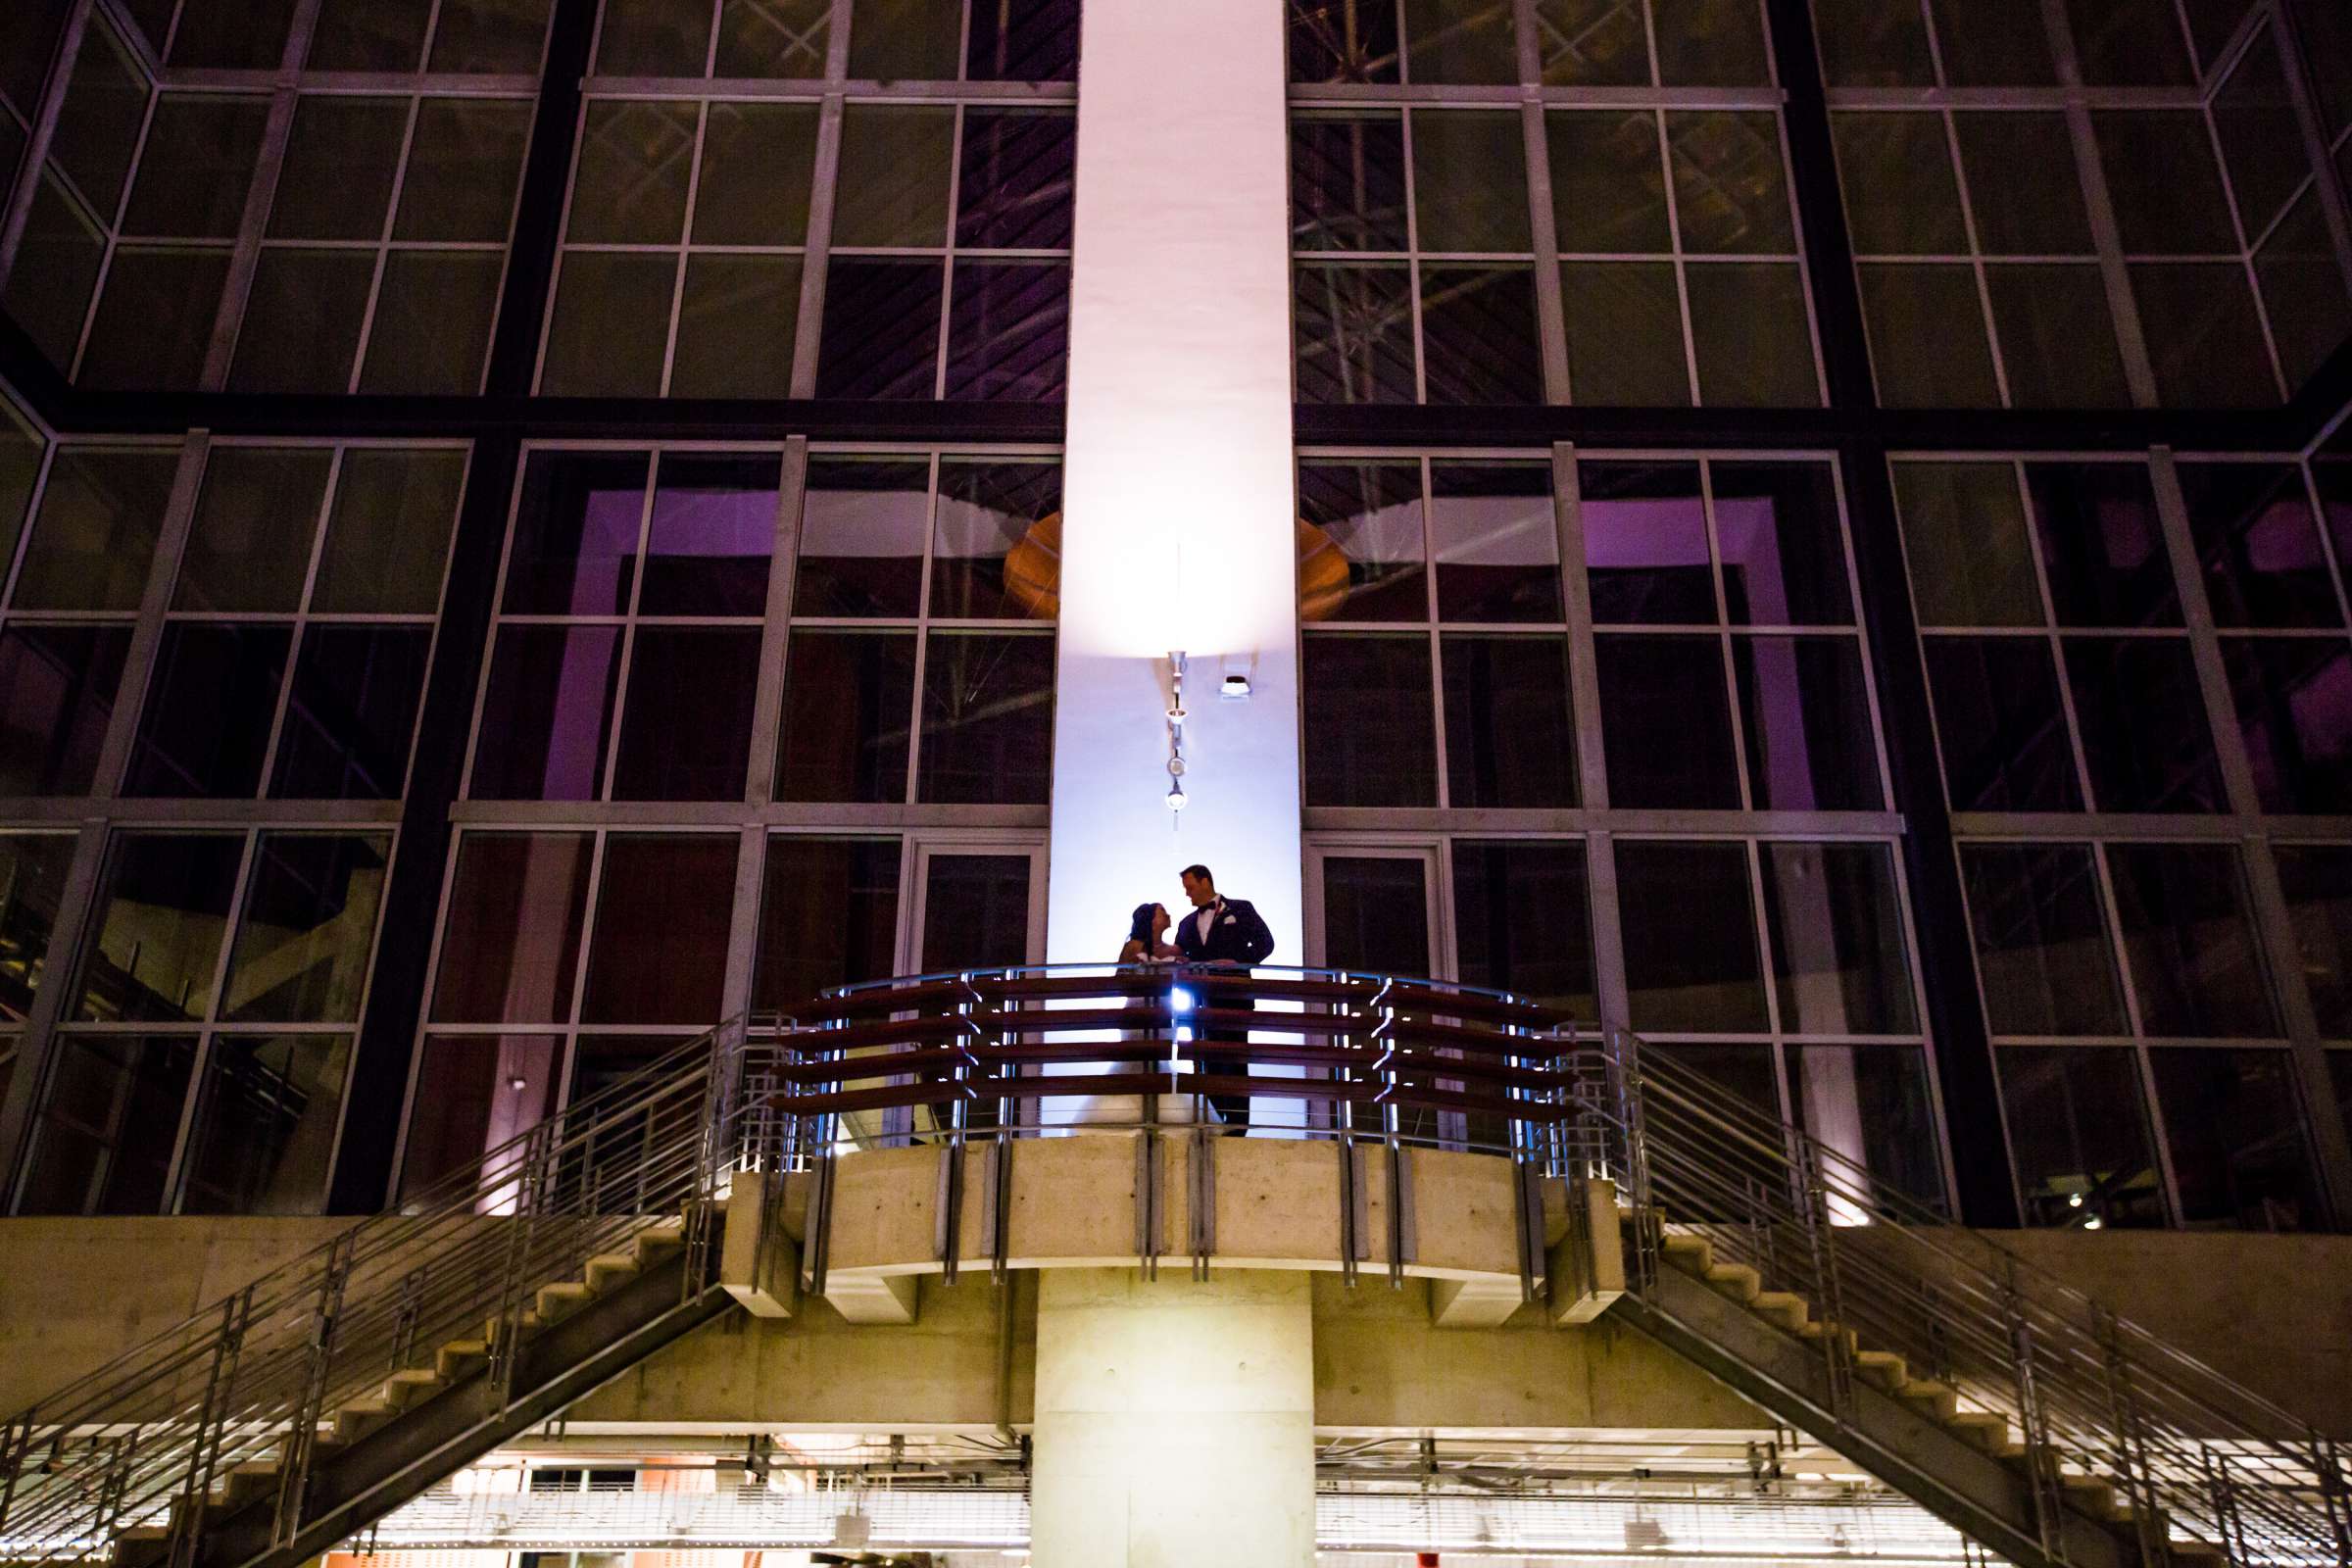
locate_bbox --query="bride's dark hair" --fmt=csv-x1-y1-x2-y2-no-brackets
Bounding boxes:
1127,903,1159,946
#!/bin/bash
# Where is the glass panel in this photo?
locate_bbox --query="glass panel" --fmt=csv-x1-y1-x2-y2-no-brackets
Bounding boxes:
580,833,739,1023
917,631,1054,804
1321,856,1432,979
1667,113,1793,254
1402,0,1518,83
1789,1045,1945,1210
1959,843,2128,1035
1712,462,1848,625
504,452,648,615
52,22,149,220
2274,845,2352,1037
611,625,760,800
1411,112,1530,253
270,97,408,241
1813,0,1935,85
1441,634,1578,808
360,251,503,395
1733,635,1883,810
1582,461,1711,624
2067,0,2192,84
957,110,1075,250
671,254,801,399
2106,843,2280,1037
470,625,623,801
175,449,334,613
920,854,1034,971
123,623,294,799
640,454,777,615
121,98,270,238
2149,1047,2322,1230
597,0,714,73
1295,263,1418,405
693,102,816,246
1292,114,1409,254
1561,262,1690,405
2093,112,2235,255
17,1034,196,1215
1301,632,1438,807
964,0,1078,80
270,625,433,800
1298,462,1426,622
542,252,677,398
1290,0,1402,84
2228,638,2352,812
1418,266,1544,404
398,1034,562,1200
431,0,558,72
716,0,830,74
1617,841,1768,1032
2000,1046,2166,1227
2062,636,2226,812
1685,264,1819,406
1859,264,2000,409
2132,263,2278,408
944,260,1070,402
1985,264,2131,410
394,99,534,243
2212,30,2306,238
2026,463,2179,627
848,0,961,79
1930,0,2055,82
931,461,1062,620
1650,0,1769,83
1922,636,2082,811
1759,842,1914,1034
429,833,594,1023
568,100,698,244
1832,113,1966,255
312,450,466,615
1,177,105,373
1595,633,1739,808
1429,464,1559,622
753,837,902,1009
1449,840,1596,1019
0,413,34,581
813,259,946,400
1648,1042,1779,1112
0,626,132,795
171,0,298,66
795,458,928,616
834,105,956,247
776,630,917,802
311,0,433,69
220,833,388,1023
15,447,176,612
0,0,73,128
1536,0,1649,84
1953,114,2093,255
75,834,246,1023
176,1033,350,1215
2256,190,2352,394
228,249,377,394
0,835,73,1024
1894,463,2041,627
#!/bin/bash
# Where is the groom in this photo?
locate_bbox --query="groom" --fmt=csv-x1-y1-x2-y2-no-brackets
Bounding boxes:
1171,863,1275,1131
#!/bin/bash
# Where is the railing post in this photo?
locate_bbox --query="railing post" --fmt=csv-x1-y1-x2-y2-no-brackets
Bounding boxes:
274,1229,355,1550
170,1286,253,1568
2003,1257,2066,1566
488,1119,557,1406
1796,1141,1852,1421
2200,1445,2245,1567
2095,1303,2166,1568
0,1406,31,1534
2314,1427,2351,1568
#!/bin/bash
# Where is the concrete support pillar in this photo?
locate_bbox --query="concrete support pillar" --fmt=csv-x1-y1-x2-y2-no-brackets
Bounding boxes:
1029,1269,1317,1568
1048,0,1303,961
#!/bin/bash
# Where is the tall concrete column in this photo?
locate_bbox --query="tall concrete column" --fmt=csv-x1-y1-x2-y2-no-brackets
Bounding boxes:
1029,1269,1318,1568
1048,0,1303,961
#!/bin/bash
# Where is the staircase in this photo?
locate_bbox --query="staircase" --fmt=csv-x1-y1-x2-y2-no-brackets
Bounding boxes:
1564,1040,2352,1568
0,1018,781,1568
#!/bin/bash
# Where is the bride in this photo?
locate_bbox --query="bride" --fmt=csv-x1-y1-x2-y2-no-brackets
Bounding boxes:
1119,902,1182,964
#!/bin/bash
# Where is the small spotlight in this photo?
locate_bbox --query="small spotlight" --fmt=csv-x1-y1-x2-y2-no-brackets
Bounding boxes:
2082,1215,2103,1230
1221,672,1251,699
1167,783,1188,810
509,1076,529,1092
2067,1192,2083,1207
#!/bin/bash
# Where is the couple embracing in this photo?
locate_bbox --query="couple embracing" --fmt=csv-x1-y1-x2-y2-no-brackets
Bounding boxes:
1117,863,1274,1131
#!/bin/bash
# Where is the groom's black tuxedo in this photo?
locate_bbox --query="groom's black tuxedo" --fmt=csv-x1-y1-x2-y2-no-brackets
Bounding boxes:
1172,897,1275,1129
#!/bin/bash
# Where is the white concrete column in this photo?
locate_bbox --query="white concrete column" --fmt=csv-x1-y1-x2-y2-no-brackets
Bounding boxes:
1048,0,1303,962
1029,1268,1317,1568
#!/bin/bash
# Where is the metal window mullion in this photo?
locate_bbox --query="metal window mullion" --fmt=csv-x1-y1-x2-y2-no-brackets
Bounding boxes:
901,456,941,808
657,104,712,397
2238,832,2352,1223
1584,828,1634,1035
2189,92,2294,402
528,93,598,395
596,459,664,802
162,825,268,1213
67,74,167,382
201,0,328,390
2269,0,2352,297
249,444,348,802
1652,108,1702,405
564,830,615,1048
0,823,113,1206
1697,461,1754,811
1550,444,1611,808
2040,0,2163,409
1401,108,1429,403
94,432,213,800
1517,77,1571,400
341,95,426,394
790,90,848,398
1936,107,2015,408
932,105,965,399
2008,459,2103,808
748,438,810,807
2147,447,2267,818
0,0,100,289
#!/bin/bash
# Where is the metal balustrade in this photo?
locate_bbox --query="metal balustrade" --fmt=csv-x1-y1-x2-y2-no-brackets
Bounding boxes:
0,966,2340,1568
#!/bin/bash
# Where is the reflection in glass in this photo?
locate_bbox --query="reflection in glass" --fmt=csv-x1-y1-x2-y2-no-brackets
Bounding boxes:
470,625,622,801
1959,843,2128,1036
944,260,1070,402
1298,463,1425,622
794,460,930,616
1789,1046,1945,1212
1734,637,1882,810
2226,639,2352,813
0,625,131,796
581,834,739,1023
399,1034,561,1200
16,1034,196,1215
847,0,960,79
1954,114,2089,253
1651,0,1769,83
2106,843,2280,1039
641,455,778,616
2276,846,2352,1038
1547,111,1670,254
1758,843,1915,1035
777,630,917,802
0,835,73,1023
1595,634,1739,808
2149,1048,2321,1231
124,624,294,799
2000,1046,2166,1228
833,105,956,247
75,834,245,1023
1922,636,2082,811
1401,0,1518,82
931,463,1062,620
813,259,946,400
1292,115,1409,253
611,626,761,801
1290,0,1402,84
2062,636,2225,812
918,632,1054,804
956,110,1076,249
754,838,903,1010
1443,635,1578,808
505,453,648,615
429,833,594,1023
1450,840,1596,1020
1409,111,1531,253
568,101,697,245
222,833,389,1023
1616,841,1767,1033
1429,465,1558,622
1295,263,1417,405
1419,265,1544,404
1712,462,1850,625
693,104,819,246
1302,633,1439,808
175,448,335,613
1535,0,1649,84
178,1035,351,1214
965,0,1078,80
2179,463,2340,628
1582,462,1711,624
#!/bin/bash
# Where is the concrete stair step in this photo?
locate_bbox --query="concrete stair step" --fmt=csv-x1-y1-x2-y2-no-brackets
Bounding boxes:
221,1460,284,1509
585,1251,642,1293
1658,1232,1713,1276
535,1281,595,1322
1852,1348,1908,1393
1897,1377,1960,1423
436,1337,489,1381
1702,1261,1763,1305
331,1397,397,1445
2056,1470,2127,1521
1795,1319,1860,1355
1747,1290,1810,1333
1940,1410,2017,1455
381,1367,445,1409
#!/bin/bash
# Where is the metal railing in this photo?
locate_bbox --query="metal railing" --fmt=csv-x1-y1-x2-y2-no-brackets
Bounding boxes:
1567,1034,2352,1568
